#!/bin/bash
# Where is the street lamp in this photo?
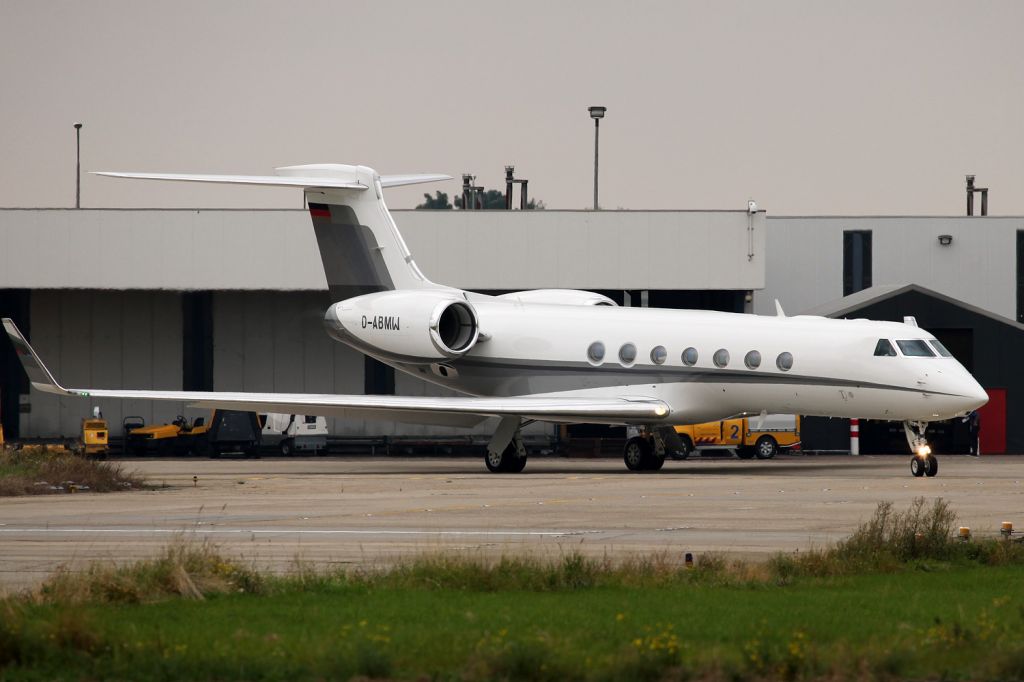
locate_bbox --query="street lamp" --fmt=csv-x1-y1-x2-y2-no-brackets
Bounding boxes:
73,123,83,209
588,106,606,210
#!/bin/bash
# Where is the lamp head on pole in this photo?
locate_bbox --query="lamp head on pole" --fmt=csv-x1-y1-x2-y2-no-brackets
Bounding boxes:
73,122,82,130
588,106,606,120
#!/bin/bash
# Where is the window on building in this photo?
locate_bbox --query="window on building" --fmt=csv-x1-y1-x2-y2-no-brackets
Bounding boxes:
873,339,897,357
1017,231,1024,322
843,230,872,296
896,339,936,357
182,292,213,391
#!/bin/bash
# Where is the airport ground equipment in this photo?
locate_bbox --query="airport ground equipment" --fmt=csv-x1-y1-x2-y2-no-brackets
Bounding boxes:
671,414,801,461
259,413,328,455
124,411,260,457
80,417,109,457
202,410,262,458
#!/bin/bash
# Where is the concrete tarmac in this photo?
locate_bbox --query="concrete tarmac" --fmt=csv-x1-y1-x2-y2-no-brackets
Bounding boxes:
2,454,1022,592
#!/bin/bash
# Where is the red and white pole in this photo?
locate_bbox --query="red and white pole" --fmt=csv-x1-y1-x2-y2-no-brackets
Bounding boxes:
850,418,860,455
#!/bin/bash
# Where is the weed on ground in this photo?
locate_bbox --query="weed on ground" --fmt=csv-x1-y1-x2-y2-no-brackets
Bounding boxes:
0,445,141,496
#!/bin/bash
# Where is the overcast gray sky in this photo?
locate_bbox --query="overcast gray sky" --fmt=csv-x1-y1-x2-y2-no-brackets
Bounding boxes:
1,1,1021,213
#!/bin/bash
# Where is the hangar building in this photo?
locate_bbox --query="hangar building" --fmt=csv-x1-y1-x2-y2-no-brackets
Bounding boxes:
1,206,1020,452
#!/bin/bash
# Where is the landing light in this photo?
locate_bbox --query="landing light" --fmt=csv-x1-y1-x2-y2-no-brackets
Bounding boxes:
915,445,932,458
654,405,667,417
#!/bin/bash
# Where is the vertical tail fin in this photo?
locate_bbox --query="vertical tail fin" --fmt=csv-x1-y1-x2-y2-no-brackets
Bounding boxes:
294,165,443,301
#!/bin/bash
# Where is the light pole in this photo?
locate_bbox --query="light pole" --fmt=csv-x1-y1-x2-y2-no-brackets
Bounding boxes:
588,106,606,210
74,123,83,208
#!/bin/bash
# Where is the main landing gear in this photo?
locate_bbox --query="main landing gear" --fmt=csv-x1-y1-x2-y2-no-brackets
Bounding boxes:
624,427,677,472
904,420,938,478
484,416,528,473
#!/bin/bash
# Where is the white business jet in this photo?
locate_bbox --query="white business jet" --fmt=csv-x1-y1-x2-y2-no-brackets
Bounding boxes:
2,164,988,477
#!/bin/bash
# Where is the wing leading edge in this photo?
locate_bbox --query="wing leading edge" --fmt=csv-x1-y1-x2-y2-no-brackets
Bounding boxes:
2,319,670,426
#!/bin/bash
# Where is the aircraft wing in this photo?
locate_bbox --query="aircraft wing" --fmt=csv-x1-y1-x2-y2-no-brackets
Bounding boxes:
2,319,670,427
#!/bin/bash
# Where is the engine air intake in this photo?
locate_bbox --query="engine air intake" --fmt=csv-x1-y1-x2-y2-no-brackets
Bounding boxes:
433,301,478,354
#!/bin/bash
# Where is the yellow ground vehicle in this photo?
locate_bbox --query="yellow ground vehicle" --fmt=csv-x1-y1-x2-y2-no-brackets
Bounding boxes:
80,418,109,457
124,411,260,457
124,415,207,455
673,414,801,460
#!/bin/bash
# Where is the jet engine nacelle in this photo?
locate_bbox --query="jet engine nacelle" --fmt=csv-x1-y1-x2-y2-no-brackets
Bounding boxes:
325,290,480,360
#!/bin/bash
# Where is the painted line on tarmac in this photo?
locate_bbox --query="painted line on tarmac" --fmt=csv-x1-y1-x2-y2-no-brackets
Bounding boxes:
0,528,595,538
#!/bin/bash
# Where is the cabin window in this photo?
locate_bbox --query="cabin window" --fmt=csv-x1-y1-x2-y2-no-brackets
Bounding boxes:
619,343,637,365
587,341,605,364
713,349,730,368
681,347,698,366
650,346,667,365
873,339,897,357
896,339,936,357
929,339,954,357
744,350,762,369
776,352,794,371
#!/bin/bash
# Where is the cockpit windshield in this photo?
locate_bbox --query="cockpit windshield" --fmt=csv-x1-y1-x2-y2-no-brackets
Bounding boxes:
929,339,954,357
896,339,936,357
873,339,897,356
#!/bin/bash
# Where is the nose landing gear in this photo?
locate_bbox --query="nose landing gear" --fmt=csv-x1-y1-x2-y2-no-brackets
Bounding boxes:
904,420,938,477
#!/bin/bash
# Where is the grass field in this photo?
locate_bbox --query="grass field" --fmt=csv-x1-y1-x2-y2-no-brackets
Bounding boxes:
2,499,1024,681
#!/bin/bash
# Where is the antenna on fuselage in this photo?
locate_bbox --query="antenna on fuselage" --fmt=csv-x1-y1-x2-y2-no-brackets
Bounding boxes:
774,300,786,317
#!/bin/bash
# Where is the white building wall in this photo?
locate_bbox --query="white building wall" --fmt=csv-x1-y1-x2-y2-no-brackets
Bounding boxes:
756,217,1023,319
0,208,765,292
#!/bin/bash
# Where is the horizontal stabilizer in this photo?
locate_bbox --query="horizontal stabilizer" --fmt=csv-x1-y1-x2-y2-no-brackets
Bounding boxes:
93,166,452,191
92,171,369,190
2,319,671,426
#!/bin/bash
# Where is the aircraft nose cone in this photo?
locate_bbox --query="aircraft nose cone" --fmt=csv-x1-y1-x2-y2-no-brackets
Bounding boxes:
963,379,989,411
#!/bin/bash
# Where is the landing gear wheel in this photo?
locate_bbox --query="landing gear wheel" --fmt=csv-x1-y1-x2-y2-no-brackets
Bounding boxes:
485,442,527,473
647,453,665,471
924,454,938,477
754,436,778,460
623,437,651,472
670,436,693,461
910,457,925,477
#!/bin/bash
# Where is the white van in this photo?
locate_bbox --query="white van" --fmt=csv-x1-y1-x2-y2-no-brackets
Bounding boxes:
259,413,328,455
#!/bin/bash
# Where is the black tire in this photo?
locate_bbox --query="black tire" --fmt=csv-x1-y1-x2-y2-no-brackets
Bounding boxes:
671,436,693,461
280,439,293,456
910,456,925,477
924,455,939,477
754,436,778,460
736,447,756,460
646,454,665,471
623,437,651,472
506,454,527,473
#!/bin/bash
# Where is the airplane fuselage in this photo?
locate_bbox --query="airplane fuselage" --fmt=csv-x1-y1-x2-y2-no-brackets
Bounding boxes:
326,294,988,425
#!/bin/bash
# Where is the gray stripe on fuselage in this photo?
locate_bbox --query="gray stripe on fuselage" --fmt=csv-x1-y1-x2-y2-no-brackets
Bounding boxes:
451,357,961,396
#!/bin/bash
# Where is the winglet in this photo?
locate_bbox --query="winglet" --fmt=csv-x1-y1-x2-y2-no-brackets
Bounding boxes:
774,299,786,317
1,318,72,395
